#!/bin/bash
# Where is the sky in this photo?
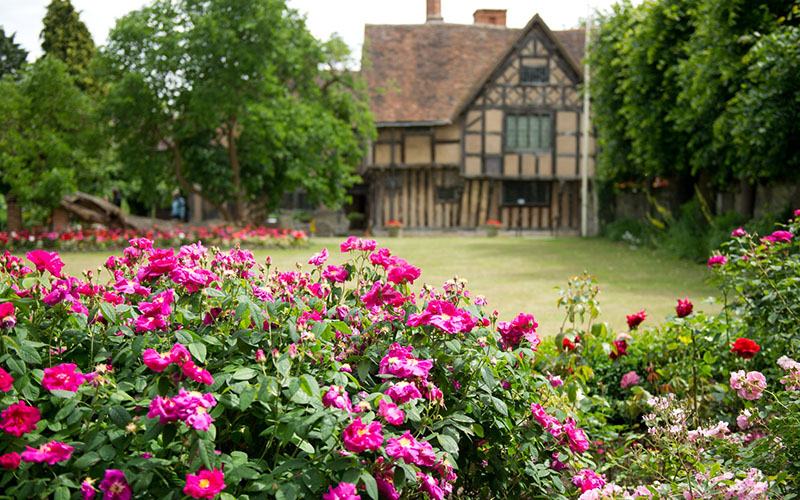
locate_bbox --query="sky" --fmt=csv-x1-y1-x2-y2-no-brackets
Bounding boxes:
1,0,631,63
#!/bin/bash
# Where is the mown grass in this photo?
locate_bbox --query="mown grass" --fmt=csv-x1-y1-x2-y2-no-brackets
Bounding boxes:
54,236,719,336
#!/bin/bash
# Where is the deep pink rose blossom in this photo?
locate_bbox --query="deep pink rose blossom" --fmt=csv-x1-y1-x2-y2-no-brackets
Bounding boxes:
0,452,21,470
708,255,728,268
323,482,361,500
626,310,646,329
26,250,65,276
0,302,15,329
184,468,226,499
21,441,73,465
378,399,405,425
572,469,606,493
99,469,131,500
42,363,86,392
342,418,384,453
0,400,41,437
0,366,14,391
308,248,329,266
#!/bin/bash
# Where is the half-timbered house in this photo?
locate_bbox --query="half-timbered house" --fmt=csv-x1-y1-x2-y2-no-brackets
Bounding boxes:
361,1,595,233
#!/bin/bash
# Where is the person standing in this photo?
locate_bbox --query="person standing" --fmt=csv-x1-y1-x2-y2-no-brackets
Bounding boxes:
171,189,186,221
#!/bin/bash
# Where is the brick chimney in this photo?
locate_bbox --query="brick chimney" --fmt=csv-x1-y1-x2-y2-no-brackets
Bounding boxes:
473,9,507,27
426,0,443,23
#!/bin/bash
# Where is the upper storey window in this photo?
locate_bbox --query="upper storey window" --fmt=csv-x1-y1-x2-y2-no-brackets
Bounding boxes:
506,114,551,151
520,65,549,85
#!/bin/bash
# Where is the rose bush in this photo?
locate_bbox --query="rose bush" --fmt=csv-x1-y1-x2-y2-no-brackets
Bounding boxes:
0,238,599,499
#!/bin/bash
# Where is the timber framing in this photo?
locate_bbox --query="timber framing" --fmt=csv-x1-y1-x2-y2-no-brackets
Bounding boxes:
362,13,595,231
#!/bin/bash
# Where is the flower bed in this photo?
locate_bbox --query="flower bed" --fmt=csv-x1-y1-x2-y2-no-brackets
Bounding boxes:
0,237,597,499
1,218,799,499
0,225,307,252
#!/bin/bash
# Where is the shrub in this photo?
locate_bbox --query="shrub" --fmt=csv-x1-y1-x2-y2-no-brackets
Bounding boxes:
0,238,597,499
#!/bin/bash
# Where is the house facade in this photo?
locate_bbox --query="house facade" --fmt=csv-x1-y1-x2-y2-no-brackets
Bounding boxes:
361,1,595,233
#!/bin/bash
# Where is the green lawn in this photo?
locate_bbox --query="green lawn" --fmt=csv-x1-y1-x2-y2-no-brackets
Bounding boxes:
54,236,719,336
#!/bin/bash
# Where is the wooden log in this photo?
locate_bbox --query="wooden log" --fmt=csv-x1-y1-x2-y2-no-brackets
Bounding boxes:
433,170,442,228
488,181,499,222
459,179,470,227
478,180,489,226
383,179,391,226
469,181,480,227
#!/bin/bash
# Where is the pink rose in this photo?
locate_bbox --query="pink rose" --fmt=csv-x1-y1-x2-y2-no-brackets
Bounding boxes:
0,366,14,392
99,469,131,500
621,371,640,388
21,441,73,465
323,482,361,500
342,418,384,453
26,250,65,276
42,363,86,392
0,452,21,470
308,248,329,266
0,400,41,437
378,399,405,425
184,468,226,499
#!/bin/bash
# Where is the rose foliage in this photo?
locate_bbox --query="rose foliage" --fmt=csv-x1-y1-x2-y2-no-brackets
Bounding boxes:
0,238,597,499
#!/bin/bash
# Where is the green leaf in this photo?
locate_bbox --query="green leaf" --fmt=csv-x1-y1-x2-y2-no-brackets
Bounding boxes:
330,320,351,336
73,451,101,469
54,487,69,500
480,366,496,391
238,385,256,411
491,396,508,416
99,302,117,324
234,301,250,322
17,344,41,364
131,335,147,358
275,482,299,500
108,406,131,429
143,420,164,442
175,330,193,345
361,471,378,500
437,434,459,454
50,389,77,399
189,342,207,363
300,374,320,400
198,439,217,470
232,368,257,380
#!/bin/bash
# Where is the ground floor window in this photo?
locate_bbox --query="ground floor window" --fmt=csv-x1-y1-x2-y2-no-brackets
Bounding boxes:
501,181,550,206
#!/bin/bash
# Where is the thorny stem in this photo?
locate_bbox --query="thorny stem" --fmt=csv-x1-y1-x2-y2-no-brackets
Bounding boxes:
690,326,699,427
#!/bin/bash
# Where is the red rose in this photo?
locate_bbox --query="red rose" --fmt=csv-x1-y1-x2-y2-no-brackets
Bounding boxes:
731,338,760,359
609,339,628,360
675,298,693,318
562,334,580,351
626,309,647,330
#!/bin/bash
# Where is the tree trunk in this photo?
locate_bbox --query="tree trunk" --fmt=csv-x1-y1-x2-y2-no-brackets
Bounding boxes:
791,181,800,212
159,130,233,223
738,179,756,219
227,116,245,225
5,193,22,231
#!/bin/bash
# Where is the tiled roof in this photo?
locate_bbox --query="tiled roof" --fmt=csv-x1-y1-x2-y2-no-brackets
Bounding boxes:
363,20,585,125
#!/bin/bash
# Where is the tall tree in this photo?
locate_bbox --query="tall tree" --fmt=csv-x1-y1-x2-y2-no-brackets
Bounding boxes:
40,0,95,89
100,0,374,224
0,27,28,79
590,0,799,219
0,56,98,229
